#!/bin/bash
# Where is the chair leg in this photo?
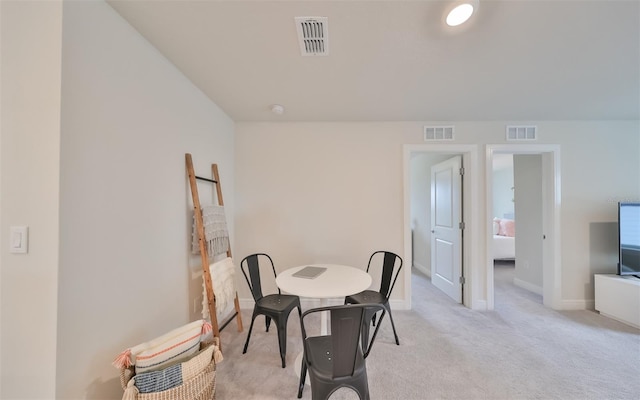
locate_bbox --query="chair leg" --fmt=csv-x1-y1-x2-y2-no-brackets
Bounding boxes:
243,313,258,354
297,306,304,336
297,355,307,398
265,316,272,332
276,317,288,368
381,305,400,345
357,374,371,400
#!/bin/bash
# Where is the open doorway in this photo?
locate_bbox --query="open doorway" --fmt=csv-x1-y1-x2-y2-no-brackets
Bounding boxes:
492,154,546,306
403,143,561,311
403,144,480,310
486,145,562,310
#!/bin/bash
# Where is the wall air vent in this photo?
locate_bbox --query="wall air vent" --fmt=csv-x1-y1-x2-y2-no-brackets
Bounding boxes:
295,17,329,56
506,125,537,141
424,126,455,141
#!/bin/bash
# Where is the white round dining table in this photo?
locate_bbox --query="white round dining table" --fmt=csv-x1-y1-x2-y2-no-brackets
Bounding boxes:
276,264,372,299
276,264,372,381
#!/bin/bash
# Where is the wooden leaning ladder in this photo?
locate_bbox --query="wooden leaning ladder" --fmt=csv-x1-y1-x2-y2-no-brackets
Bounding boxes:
185,153,243,342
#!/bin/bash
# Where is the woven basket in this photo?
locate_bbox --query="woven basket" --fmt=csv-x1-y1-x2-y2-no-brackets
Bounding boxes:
120,340,219,400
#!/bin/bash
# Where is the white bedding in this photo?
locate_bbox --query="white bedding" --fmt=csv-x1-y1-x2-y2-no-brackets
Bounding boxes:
493,235,515,260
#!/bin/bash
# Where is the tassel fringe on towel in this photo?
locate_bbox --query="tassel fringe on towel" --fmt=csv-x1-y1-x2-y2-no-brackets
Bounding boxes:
113,349,133,369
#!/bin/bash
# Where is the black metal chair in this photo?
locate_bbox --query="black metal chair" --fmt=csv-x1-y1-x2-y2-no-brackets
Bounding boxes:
240,253,302,368
297,303,385,400
345,251,402,350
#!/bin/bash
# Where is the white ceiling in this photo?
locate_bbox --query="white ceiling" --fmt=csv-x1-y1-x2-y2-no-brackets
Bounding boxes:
107,0,640,122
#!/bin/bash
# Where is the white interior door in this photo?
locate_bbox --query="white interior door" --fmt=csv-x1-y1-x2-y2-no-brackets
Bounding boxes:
430,156,463,303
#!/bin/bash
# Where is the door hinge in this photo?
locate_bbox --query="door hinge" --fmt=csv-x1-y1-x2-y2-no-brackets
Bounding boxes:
459,221,465,229
459,167,465,176
459,276,465,285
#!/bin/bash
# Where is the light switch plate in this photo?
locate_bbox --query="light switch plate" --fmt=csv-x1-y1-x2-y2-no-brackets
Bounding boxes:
10,226,28,254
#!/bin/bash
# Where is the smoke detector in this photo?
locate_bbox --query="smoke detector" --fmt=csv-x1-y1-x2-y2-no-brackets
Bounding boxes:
295,17,329,56
271,104,285,115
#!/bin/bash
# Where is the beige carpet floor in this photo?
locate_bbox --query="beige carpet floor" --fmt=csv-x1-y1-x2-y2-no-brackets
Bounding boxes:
214,263,640,399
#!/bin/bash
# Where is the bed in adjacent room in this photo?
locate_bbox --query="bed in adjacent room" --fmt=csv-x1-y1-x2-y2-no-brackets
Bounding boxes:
493,218,515,260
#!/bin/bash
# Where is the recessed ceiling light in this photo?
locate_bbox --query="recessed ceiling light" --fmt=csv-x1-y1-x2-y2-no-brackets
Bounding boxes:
446,1,477,27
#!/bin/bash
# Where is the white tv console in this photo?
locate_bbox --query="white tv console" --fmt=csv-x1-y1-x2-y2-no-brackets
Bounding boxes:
594,274,640,328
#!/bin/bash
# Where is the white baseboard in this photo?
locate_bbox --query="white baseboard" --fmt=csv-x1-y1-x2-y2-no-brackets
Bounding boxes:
413,263,430,277
509,281,594,311
239,297,347,310
471,299,487,311
243,296,594,313
241,295,596,312
238,298,254,310
513,278,543,296
389,299,410,310
561,299,594,310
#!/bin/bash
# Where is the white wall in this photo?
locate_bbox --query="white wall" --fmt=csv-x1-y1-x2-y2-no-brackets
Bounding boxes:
556,123,639,304
0,1,235,398
514,154,543,292
2,2,638,396
56,2,235,397
235,122,640,310
1,1,62,398
492,154,514,219
410,153,452,276
234,123,406,301
410,155,431,275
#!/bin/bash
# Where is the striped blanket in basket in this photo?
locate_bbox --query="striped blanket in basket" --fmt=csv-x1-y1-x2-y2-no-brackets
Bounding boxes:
120,339,223,400
112,319,213,374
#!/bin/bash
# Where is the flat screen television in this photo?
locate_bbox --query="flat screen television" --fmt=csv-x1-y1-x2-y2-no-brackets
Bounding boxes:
618,202,640,277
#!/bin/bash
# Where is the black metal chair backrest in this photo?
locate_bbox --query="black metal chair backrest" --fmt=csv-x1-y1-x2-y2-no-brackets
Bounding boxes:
300,303,385,373
367,251,403,299
330,306,364,378
240,253,280,302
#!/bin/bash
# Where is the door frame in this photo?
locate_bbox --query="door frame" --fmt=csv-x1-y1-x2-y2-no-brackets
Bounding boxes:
403,144,481,310
485,144,562,310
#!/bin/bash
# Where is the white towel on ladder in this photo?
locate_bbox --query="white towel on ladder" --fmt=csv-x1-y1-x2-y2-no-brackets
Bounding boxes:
192,205,230,258
202,257,236,321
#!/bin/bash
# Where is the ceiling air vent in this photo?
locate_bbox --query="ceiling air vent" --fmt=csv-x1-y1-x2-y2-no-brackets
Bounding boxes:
295,17,329,56
424,126,455,141
506,125,537,141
